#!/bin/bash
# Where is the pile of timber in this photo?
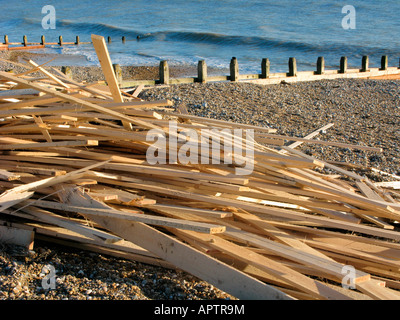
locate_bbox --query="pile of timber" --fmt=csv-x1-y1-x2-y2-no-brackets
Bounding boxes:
0,35,400,301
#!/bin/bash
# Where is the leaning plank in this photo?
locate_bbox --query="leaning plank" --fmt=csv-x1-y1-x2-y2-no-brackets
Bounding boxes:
91,34,133,131
58,187,293,300
26,60,70,89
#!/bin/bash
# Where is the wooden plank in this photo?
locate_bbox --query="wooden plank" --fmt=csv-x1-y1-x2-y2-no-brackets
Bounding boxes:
171,229,353,300
59,187,293,300
357,279,400,300
26,60,70,89
0,71,161,131
0,224,34,250
282,123,334,152
131,84,145,97
374,181,400,190
256,134,383,152
0,137,98,150
114,180,400,241
15,205,122,243
0,160,109,212
0,169,20,181
90,35,123,102
90,34,134,131
27,199,227,234
223,227,371,284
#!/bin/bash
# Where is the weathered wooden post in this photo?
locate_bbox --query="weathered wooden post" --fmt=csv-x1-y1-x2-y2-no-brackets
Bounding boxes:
61,66,73,79
23,35,27,47
380,55,388,71
159,60,170,84
40,35,45,45
230,57,239,81
108,36,111,43
288,57,297,77
59,35,63,46
113,64,123,85
122,36,126,43
4,35,8,45
361,56,369,72
197,60,207,83
75,36,80,45
261,58,270,79
316,57,325,75
339,56,347,73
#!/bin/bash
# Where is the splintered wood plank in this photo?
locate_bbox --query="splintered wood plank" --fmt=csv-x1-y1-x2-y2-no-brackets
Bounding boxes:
58,187,293,300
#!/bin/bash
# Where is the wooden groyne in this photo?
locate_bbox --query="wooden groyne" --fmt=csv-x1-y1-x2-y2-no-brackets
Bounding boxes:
4,35,400,88
117,55,400,88
1,35,95,51
1,35,131,50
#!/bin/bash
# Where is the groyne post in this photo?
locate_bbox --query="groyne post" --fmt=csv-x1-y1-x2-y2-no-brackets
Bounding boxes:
261,58,270,79
75,36,80,45
4,35,8,45
381,55,388,71
61,66,73,79
339,56,347,73
198,60,207,83
230,57,239,81
159,60,170,84
288,57,297,77
59,36,63,46
316,57,325,75
113,64,123,85
23,35,27,47
361,56,369,72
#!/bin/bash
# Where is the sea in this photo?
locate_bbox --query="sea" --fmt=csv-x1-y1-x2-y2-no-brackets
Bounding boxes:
2,0,400,74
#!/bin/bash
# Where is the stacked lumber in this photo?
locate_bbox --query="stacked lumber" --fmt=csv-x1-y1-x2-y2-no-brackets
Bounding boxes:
1,35,400,300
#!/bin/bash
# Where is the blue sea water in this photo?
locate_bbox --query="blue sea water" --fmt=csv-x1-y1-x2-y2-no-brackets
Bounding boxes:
2,0,400,73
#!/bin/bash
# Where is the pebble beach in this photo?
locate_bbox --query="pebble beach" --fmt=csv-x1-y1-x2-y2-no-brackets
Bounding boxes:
0,50,400,300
